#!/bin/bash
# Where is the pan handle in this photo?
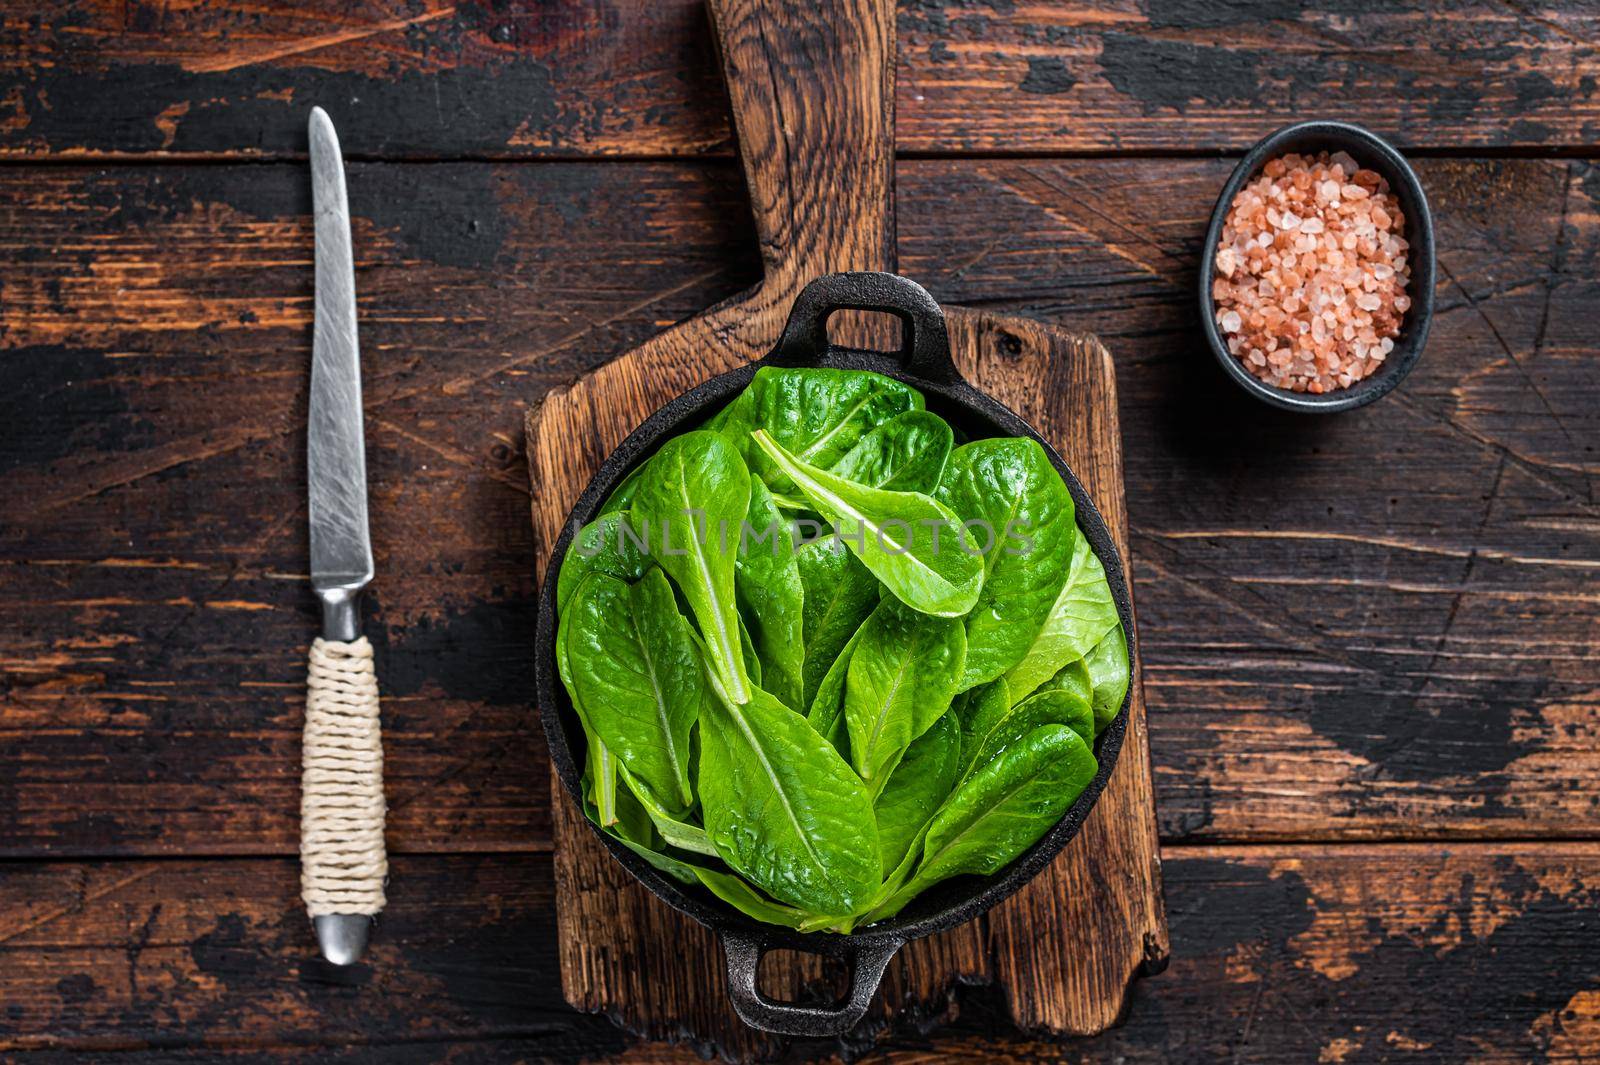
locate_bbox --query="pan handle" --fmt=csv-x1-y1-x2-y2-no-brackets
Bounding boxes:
721,929,903,1037
773,271,961,384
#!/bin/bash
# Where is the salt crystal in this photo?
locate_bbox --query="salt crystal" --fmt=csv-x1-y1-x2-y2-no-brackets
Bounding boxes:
1210,149,1411,395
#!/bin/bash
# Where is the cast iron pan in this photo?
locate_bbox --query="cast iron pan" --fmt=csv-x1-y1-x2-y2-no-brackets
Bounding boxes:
535,271,1136,1036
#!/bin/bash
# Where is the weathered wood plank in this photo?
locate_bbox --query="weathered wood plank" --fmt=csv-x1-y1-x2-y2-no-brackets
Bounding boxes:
530,0,1165,1042
901,155,1600,843
0,161,760,856
530,307,1165,1051
1,157,1595,855
1,1,1597,159
2,846,1597,1062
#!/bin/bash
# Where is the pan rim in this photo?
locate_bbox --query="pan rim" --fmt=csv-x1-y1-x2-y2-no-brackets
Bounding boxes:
533,343,1136,952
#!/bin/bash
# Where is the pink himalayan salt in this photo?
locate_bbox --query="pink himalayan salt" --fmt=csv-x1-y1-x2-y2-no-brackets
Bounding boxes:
1212,150,1412,394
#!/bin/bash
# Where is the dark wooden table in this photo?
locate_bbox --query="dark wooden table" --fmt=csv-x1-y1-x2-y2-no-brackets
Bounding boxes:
2,2,1597,1061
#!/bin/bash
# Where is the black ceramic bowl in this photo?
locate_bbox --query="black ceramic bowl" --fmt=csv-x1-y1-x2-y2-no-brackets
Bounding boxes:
1199,120,1435,413
535,272,1136,1037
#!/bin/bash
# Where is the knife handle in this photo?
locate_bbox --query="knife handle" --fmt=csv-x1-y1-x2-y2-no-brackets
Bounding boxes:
301,637,388,919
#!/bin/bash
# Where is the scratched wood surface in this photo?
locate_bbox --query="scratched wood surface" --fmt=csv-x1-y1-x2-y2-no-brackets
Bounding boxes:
2,847,1598,1061
2,1,1598,158
1,0,1598,1060
525,0,1164,1054
4,157,1593,856
528,310,1166,1058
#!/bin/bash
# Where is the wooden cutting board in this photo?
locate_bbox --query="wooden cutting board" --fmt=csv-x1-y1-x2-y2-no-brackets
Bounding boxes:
524,0,1167,1059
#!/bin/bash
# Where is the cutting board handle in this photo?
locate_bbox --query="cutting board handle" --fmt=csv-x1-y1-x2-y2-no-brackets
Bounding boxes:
707,0,896,293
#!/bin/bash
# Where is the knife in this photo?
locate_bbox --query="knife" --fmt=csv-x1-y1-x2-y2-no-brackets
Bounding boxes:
302,106,386,965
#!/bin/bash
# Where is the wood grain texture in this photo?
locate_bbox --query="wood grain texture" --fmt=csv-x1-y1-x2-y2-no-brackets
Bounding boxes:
1,156,1594,858
2,1,1598,159
528,308,1166,1056
0,160,762,858
1,846,1596,1062
943,313,1166,1037
0,0,1597,1058
520,2,931,1054
524,0,1162,1052
902,155,1600,846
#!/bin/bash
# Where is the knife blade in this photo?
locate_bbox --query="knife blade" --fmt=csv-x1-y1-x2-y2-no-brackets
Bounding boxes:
303,106,386,966
309,106,373,631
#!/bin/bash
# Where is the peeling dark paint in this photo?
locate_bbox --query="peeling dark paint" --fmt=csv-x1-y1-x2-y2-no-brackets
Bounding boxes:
73,162,510,270
55,973,97,1004
0,345,156,474
189,912,254,986
1019,56,1077,96
79,174,186,228
389,859,635,1059
351,165,513,270
1324,860,1600,1063
2,59,559,159
1142,0,1308,29
1513,73,1564,111
369,596,535,706
1099,35,1266,114
1428,85,1483,125
1509,118,1558,143
1141,0,1420,29
1305,675,1548,786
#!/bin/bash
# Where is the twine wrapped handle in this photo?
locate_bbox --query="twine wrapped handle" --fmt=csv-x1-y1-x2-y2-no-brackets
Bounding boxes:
301,637,387,916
